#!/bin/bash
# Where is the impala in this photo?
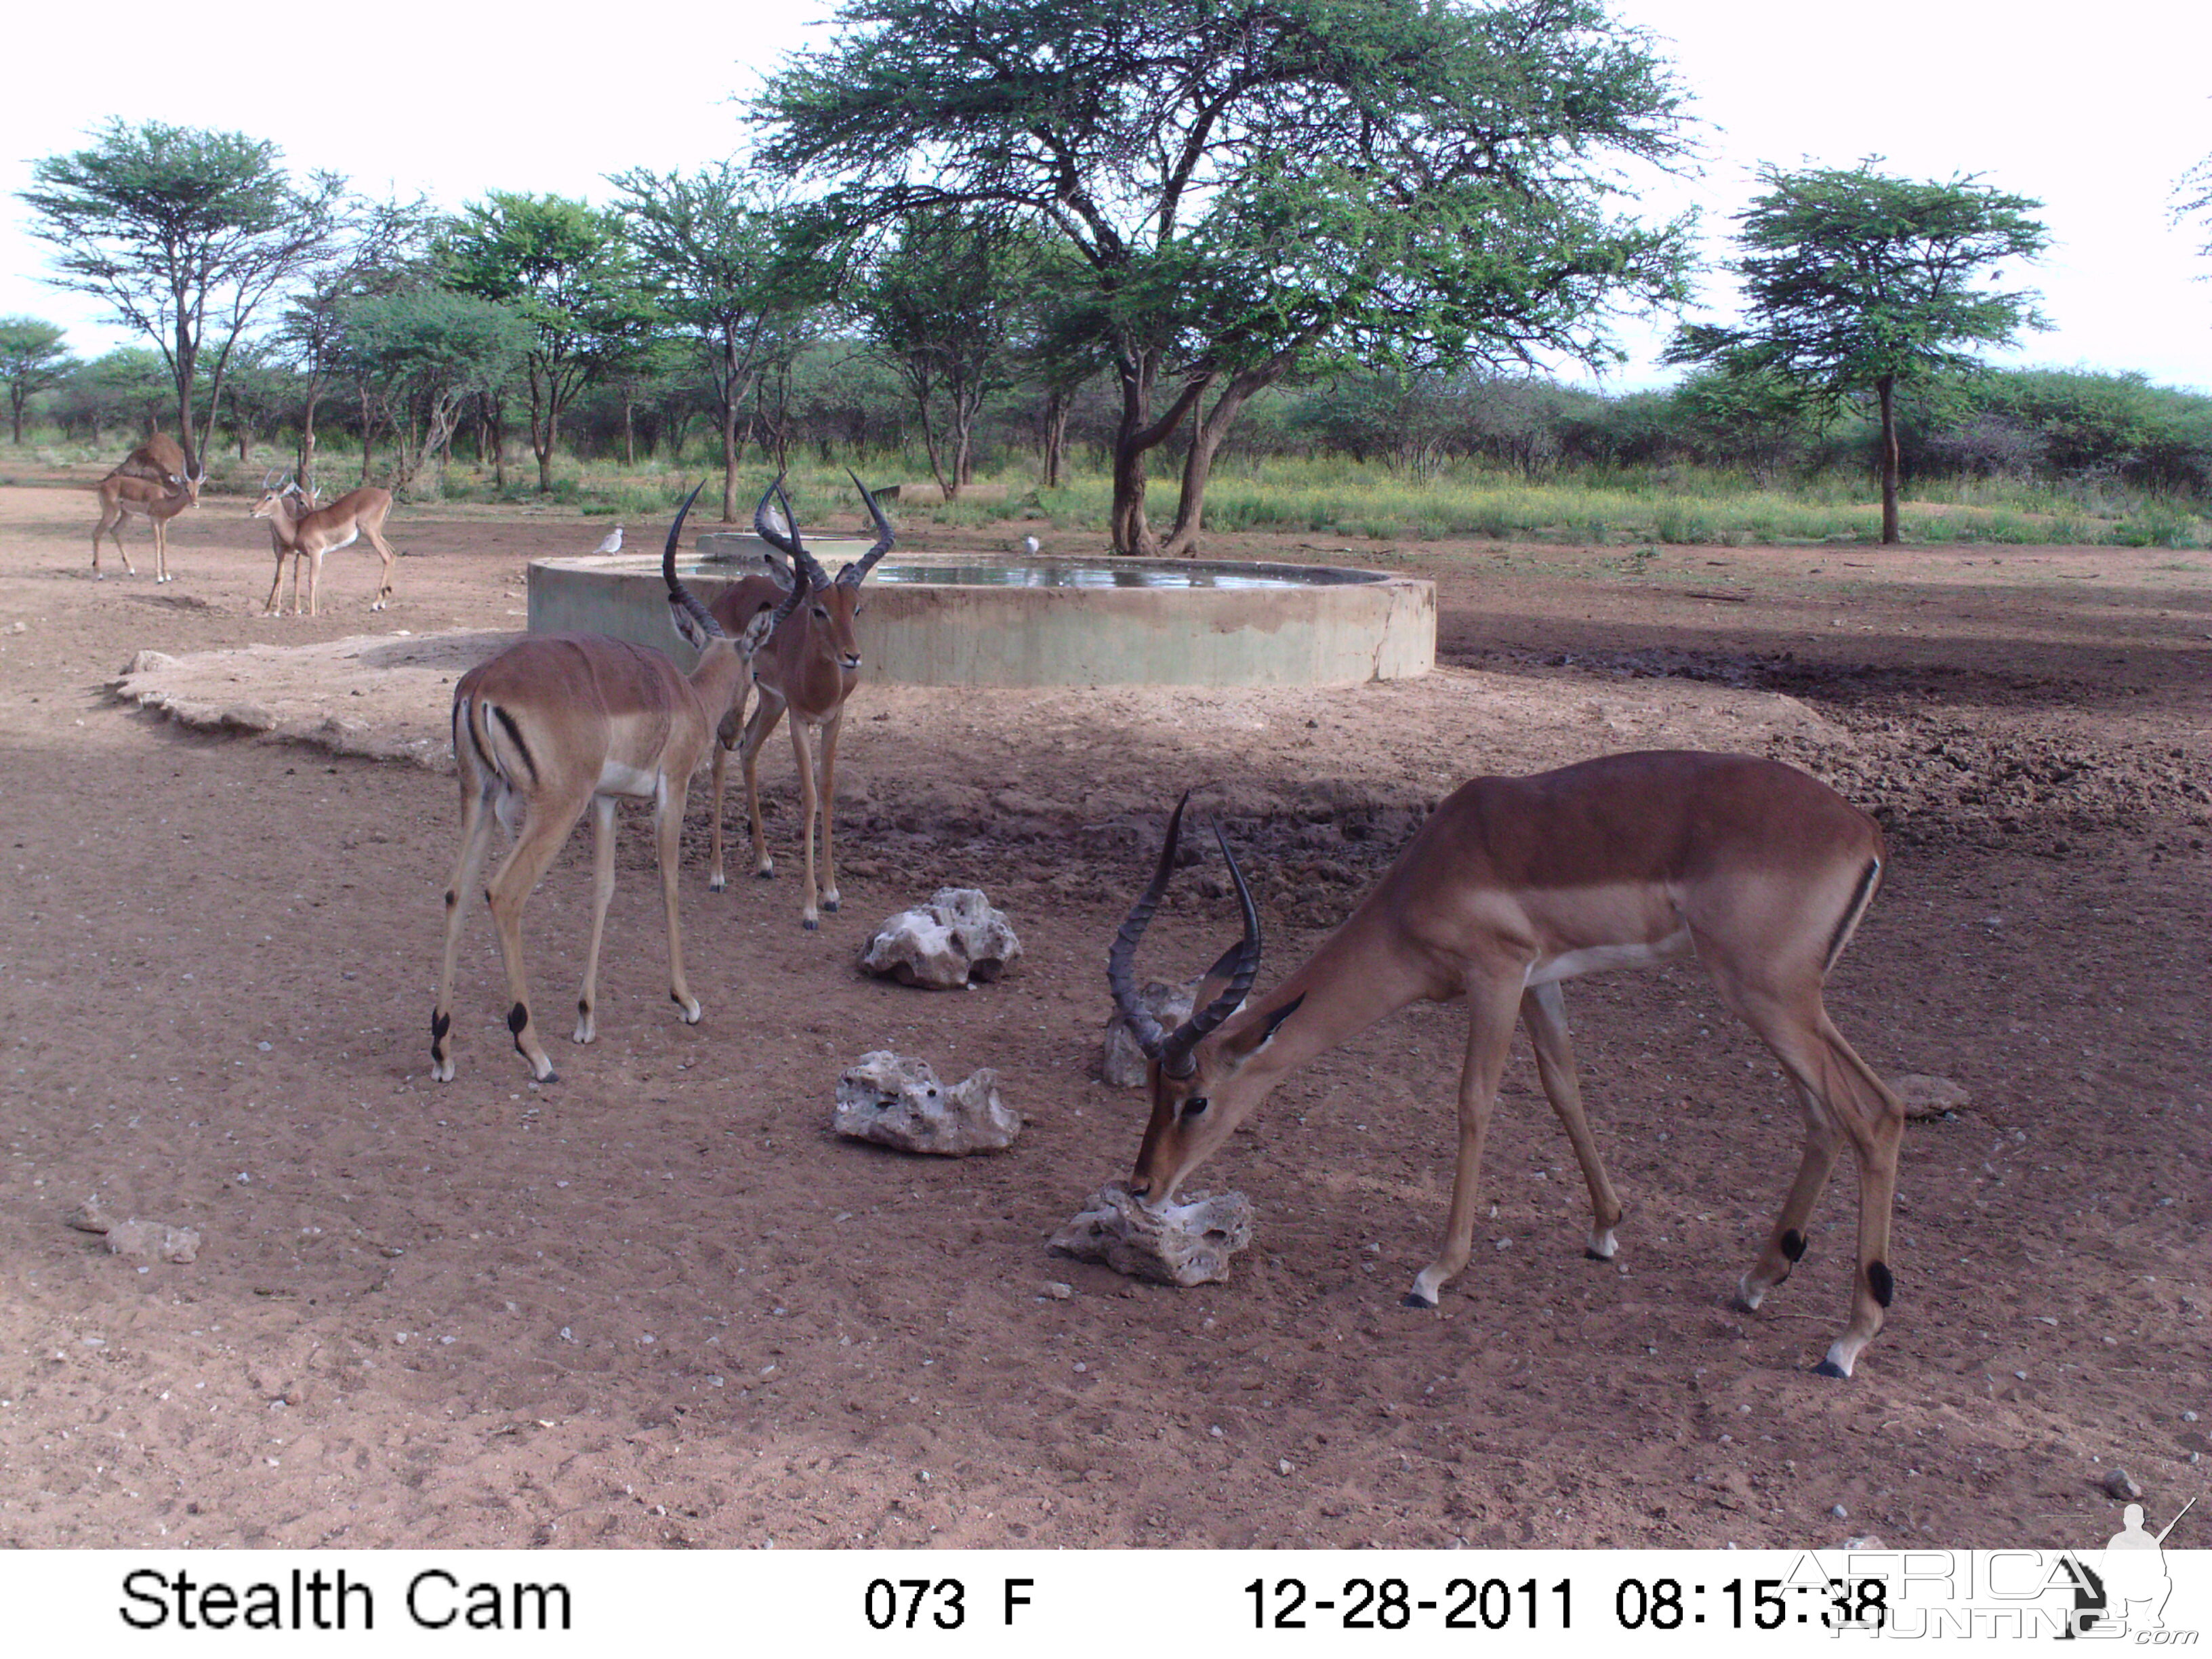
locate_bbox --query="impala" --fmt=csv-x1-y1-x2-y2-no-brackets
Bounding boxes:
91,464,204,581
430,485,803,1083
704,473,894,928
1111,752,1908,1379
249,477,399,615
113,432,188,486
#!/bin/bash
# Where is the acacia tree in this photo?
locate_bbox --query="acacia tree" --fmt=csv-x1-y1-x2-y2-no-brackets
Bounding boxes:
340,289,531,495
1666,162,2049,544
0,317,78,443
607,165,821,519
854,210,1038,499
443,192,647,491
277,195,436,496
758,0,1692,553
19,121,344,472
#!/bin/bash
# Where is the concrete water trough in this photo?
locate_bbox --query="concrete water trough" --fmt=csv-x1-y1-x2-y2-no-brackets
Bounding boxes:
526,532,1435,688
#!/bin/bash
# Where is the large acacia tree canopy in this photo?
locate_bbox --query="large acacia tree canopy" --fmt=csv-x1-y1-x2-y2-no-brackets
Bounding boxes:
754,0,1696,370
1666,163,2051,400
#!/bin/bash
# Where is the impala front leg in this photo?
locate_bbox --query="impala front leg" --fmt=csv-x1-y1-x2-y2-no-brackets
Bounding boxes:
816,712,843,914
789,713,821,928
431,772,497,1082
654,773,702,1023
1407,976,1524,1309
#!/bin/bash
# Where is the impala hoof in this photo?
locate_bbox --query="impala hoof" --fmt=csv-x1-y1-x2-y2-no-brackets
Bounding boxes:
708,873,727,893
821,895,840,913
1811,1357,1851,1380
1401,1290,1437,1310
802,917,819,931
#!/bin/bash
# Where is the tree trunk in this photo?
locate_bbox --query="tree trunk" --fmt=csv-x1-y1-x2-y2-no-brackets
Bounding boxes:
622,395,636,467
359,384,375,486
8,393,23,445
1877,374,1901,545
1040,387,1069,489
1160,361,1286,558
298,378,323,497
1108,346,1210,554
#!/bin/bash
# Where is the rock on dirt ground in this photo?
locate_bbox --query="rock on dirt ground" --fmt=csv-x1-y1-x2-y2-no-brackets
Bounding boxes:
0,476,2206,1549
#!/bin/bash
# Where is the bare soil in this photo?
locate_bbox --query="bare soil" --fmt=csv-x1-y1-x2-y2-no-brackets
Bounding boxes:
1,472,2207,1551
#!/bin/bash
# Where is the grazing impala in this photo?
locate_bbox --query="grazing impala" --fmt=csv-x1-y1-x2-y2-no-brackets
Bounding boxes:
91,464,204,581
1111,752,1908,1379
249,477,399,615
704,473,894,928
430,485,802,1084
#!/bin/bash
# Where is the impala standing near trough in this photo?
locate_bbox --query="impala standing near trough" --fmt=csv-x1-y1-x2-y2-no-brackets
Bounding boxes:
249,476,399,615
431,486,803,1083
705,473,894,928
91,464,204,581
1111,752,1908,1378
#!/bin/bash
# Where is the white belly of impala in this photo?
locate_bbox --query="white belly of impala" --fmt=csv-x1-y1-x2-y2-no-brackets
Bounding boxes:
318,528,361,554
1525,927,1694,987
595,760,660,798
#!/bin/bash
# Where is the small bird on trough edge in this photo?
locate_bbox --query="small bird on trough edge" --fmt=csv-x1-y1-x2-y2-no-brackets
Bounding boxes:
592,526,624,555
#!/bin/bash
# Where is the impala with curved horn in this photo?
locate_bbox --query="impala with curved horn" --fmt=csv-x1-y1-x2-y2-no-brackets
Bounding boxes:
1111,753,1908,1379
705,472,895,928
249,473,398,615
91,462,205,581
430,484,804,1082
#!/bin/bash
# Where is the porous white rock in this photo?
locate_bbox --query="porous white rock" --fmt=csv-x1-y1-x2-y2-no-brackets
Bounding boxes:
834,1051,1021,1155
1050,1181,1254,1286
1100,980,1196,1088
859,888,1023,989
105,1221,202,1264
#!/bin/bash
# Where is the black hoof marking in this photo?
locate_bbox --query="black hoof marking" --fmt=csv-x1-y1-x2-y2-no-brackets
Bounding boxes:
802,918,819,931
755,869,774,881
1781,1229,1807,1264
823,898,839,913
1585,1247,1611,1261
1401,1291,1436,1310
1868,1261,1894,1308
508,1002,529,1036
670,991,688,1006
430,1010,451,1043
577,998,591,1017
1811,1358,1849,1379
443,889,455,909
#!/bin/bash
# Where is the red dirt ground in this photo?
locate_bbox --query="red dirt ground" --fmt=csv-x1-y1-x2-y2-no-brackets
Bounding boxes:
1,471,2207,1550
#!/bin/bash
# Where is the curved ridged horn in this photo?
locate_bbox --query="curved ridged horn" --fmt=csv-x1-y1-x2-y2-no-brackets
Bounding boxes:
1159,823,1263,1076
836,470,895,587
662,482,724,639
770,480,836,598
753,475,796,554
1107,792,1190,1061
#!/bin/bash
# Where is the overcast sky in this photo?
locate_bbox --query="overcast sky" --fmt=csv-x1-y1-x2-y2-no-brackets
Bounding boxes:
3,0,2208,392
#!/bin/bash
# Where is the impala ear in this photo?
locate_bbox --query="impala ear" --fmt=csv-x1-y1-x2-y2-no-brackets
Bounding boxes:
667,593,710,651
1220,994,1305,1070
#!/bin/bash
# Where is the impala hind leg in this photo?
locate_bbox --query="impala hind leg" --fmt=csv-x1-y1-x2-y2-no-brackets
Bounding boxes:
1519,982,1626,1259
485,784,594,1082
573,795,617,1044
431,773,498,1082
1711,969,1904,1378
152,521,171,583
1407,977,1524,1309
653,775,702,1023
363,525,396,610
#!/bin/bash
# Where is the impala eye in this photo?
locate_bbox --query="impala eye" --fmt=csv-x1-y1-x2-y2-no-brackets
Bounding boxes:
1179,1095,1208,1122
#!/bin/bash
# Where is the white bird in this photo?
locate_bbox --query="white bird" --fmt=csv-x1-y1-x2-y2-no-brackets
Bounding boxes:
592,526,624,555
1020,535,1041,557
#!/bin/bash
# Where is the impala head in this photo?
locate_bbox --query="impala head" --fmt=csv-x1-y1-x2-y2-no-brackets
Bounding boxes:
247,472,293,520
752,474,891,677
1111,793,1304,1205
